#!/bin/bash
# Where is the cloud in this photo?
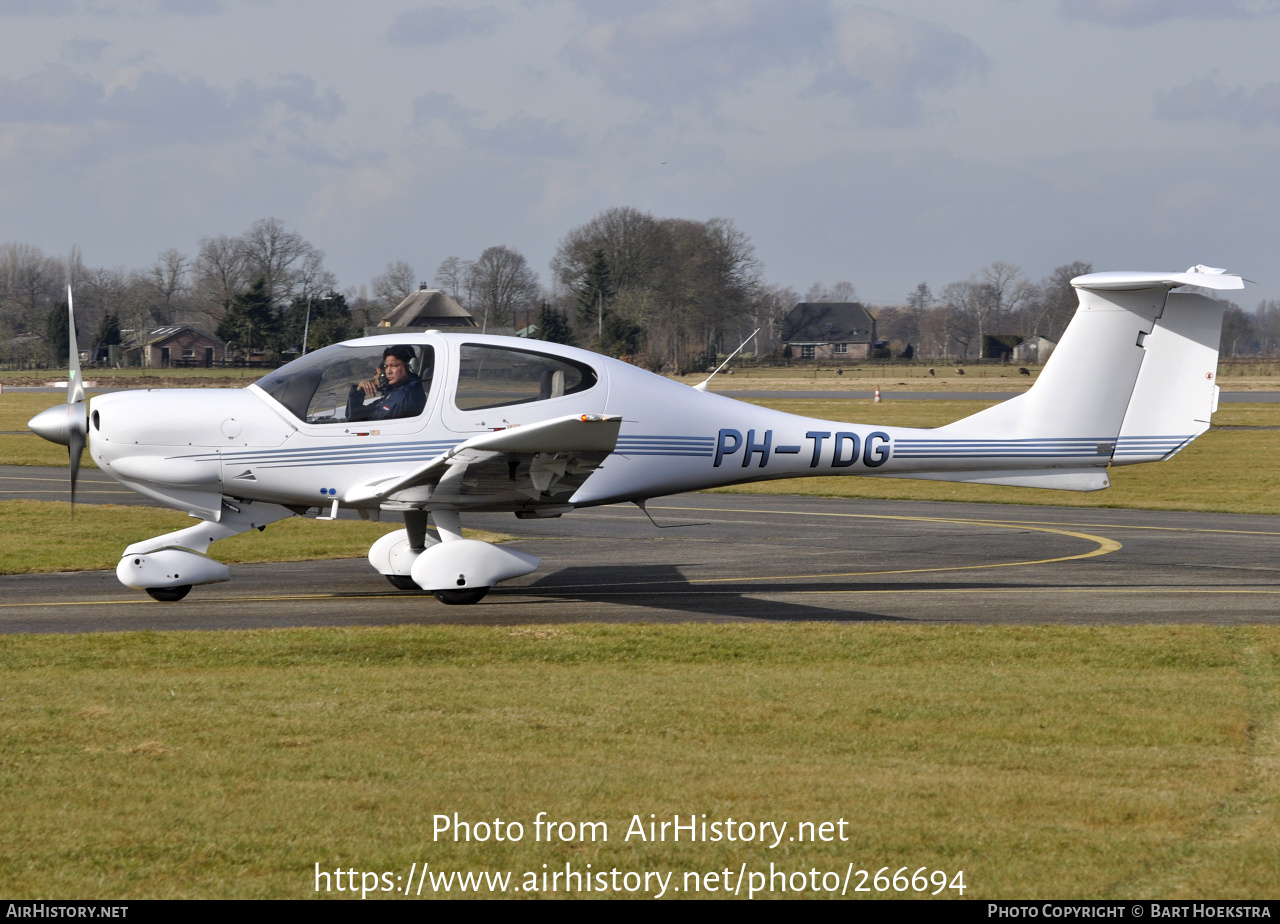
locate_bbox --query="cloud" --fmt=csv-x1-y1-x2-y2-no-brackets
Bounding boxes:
0,65,103,122
1155,75,1280,128
0,0,114,13
563,0,833,109
60,38,112,63
157,0,223,13
411,91,479,130
0,65,344,141
809,7,988,127
388,5,501,45
411,94,581,158
562,1,985,126
1058,0,1280,27
472,113,581,158
0,0,76,12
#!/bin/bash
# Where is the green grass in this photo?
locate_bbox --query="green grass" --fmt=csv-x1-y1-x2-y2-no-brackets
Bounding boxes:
0,624,1276,899
0,501,509,574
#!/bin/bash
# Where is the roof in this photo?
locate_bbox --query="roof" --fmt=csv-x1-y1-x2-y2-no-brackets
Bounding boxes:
780,303,876,344
125,326,223,348
379,288,477,328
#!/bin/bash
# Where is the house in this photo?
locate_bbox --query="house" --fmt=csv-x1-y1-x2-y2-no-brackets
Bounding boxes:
124,326,225,368
1011,336,1057,365
780,302,877,361
368,285,478,335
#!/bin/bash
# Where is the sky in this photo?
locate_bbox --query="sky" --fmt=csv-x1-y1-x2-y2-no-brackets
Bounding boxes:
2,0,1279,305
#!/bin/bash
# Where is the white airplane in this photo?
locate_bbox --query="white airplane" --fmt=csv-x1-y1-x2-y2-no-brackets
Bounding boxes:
29,266,1241,604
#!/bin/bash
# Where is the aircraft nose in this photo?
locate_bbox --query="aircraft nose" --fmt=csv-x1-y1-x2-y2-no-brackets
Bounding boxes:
29,404,77,446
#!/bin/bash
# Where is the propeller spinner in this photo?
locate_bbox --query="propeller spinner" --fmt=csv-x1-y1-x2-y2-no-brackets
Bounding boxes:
27,287,88,507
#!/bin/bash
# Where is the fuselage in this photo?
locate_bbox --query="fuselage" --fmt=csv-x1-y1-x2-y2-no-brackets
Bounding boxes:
86,332,1110,519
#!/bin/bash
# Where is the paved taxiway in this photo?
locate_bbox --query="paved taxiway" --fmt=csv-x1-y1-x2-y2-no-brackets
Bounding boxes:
3,465,1279,631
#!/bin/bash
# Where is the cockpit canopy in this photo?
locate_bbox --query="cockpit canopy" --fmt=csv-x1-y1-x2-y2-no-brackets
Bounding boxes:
255,343,434,424
254,340,599,425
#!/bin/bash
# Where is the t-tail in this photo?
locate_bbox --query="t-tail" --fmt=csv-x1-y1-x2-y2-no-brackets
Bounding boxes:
894,266,1242,491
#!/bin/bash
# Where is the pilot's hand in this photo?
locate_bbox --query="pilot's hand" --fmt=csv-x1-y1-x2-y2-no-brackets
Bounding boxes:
356,378,380,397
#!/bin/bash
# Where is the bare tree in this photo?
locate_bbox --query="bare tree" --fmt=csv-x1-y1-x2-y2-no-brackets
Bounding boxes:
940,281,986,359
804,282,830,303
0,242,64,335
238,217,331,307
1256,300,1280,356
1220,302,1257,358
551,206,665,296
148,248,190,324
750,282,799,356
294,247,338,303
466,246,540,332
434,256,473,302
193,234,247,320
1018,261,1091,343
372,260,417,307
886,281,932,352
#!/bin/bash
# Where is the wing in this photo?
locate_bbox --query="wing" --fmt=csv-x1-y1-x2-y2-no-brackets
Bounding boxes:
343,413,622,510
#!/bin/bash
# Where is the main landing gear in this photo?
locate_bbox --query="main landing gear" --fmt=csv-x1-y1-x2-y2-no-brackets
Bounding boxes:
369,509,540,605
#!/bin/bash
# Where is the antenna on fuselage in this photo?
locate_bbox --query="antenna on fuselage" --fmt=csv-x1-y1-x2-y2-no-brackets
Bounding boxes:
633,499,709,529
693,328,759,393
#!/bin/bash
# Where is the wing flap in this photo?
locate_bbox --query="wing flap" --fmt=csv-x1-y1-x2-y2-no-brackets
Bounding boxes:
343,414,622,505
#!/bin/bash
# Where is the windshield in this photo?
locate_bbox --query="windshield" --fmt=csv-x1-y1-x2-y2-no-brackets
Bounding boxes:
255,343,434,424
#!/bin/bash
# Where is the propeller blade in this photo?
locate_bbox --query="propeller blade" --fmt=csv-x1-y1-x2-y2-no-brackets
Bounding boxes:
65,287,86,511
66,286,85,407
69,423,84,512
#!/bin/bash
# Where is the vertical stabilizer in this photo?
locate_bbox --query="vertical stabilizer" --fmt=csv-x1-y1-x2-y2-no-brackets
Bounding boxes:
913,268,1241,489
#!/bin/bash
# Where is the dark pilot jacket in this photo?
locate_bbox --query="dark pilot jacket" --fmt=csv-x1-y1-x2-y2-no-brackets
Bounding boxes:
348,374,426,422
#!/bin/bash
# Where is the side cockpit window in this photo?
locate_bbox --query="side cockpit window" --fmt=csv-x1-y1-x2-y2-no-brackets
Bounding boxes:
256,344,434,424
454,344,597,411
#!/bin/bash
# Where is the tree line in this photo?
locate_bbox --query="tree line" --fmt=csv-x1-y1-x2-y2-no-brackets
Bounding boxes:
0,208,1266,370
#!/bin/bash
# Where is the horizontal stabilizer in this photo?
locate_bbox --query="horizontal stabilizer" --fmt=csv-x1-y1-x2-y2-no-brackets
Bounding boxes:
1074,268,1244,292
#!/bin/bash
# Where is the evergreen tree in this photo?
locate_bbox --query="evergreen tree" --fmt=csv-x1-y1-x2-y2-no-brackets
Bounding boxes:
216,278,278,354
575,249,614,329
95,313,122,347
600,312,643,358
45,300,69,366
535,302,575,346
279,291,357,352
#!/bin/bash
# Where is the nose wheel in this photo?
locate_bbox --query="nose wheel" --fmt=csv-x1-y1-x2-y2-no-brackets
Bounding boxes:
146,585,192,602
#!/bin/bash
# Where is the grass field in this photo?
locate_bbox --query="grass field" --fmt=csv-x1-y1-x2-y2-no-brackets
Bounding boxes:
0,624,1276,899
4,379,1280,900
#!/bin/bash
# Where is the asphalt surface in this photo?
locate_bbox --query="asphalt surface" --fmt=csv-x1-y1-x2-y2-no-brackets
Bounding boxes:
4,465,1280,631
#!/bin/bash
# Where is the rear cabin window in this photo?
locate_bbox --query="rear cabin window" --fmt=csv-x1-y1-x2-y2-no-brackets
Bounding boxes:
454,344,597,411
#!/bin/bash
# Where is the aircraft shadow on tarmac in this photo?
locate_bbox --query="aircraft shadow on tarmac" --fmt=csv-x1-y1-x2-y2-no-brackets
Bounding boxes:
513,563,915,623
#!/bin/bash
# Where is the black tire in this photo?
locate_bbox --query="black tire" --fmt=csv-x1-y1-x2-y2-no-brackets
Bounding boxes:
432,587,489,605
385,575,419,590
146,585,192,602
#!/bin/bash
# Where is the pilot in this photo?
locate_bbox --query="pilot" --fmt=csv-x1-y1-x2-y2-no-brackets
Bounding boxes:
347,345,428,421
